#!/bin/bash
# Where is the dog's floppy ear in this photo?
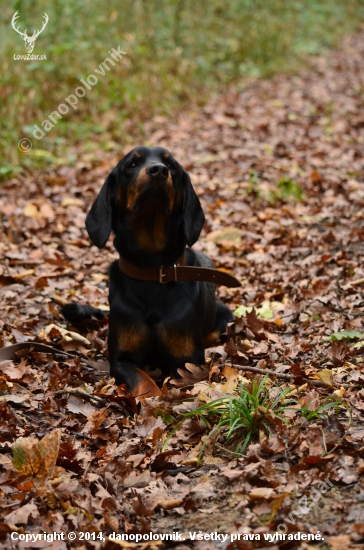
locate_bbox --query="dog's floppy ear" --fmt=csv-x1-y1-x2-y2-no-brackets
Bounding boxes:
86,169,116,248
182,170,205,247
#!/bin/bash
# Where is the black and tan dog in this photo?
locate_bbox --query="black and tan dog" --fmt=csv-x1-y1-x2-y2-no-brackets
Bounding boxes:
63,146,240,398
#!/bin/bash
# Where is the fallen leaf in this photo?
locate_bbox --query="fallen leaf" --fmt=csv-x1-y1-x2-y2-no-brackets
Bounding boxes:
156,498,184,510
123,470,152,488
83,407,108,434
170,363,210,387
317,369,333,387
23,203,40,219
248,487,274,500
13,269,35,279
328,535,352,550
12,430,61,479
39,203,55,220
61,197,84,207
190,480,216,500
4,502,39,525
39,324,90,346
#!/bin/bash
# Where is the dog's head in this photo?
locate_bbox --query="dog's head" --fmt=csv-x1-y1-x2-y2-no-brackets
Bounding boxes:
85,146,205,252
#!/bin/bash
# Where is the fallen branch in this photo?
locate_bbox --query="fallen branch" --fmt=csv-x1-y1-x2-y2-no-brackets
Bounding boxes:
54,389,107,405
231,363,333,388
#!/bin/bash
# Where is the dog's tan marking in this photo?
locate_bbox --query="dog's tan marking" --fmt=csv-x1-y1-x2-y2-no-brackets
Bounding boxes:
125,163,178,252
165,173,175,210
203,330,220,348
158,327,195,358
117,324,148,352
126,167,148,210
134,212,166,252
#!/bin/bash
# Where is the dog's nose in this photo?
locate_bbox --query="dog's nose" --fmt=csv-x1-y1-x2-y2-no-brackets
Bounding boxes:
146,163,169,180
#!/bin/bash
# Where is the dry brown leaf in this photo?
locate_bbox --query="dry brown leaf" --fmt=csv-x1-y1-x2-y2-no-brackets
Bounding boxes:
39,203,55,220
23,203,40,219
190,479,216,500
105,514,119,532
66,395,97,417
40,324,91,346
222,365,239,382
84,407,108,434
132,493,153,517
248,487,274,500
61,197,84,207
169,362,210,387
4,502,39,525
13,269,35,279
12,430,61,479
156,498,184,510
317,368,334,387
260,432,286,454
328,535,352,550
270,493,289,520
0,394,29,404
123,470,152,488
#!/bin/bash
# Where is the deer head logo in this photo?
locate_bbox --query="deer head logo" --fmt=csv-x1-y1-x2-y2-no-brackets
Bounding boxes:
11,11,49,53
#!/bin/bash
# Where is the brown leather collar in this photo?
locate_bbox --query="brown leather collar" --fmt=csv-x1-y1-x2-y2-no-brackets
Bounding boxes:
118,255,241,287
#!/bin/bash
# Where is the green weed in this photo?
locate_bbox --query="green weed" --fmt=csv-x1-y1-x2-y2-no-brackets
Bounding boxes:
269,177,305,203
324,329,364,342
296,397,345,422
163,375,294,463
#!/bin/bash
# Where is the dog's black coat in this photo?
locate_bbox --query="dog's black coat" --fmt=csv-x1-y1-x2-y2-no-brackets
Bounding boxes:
63,146,232,397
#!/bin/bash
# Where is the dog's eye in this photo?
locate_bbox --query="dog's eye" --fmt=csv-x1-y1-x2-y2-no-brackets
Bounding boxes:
167,163,175,170
128,161,139,169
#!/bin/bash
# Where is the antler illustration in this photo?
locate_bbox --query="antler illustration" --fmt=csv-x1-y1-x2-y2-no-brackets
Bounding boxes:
11,11,49,53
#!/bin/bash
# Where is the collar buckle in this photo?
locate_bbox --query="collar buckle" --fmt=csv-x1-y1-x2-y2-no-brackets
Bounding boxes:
159,265,178,284
159,266,167,284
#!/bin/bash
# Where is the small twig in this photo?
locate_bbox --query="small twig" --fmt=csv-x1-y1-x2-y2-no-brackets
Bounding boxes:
214,442,243,456
1,501,22,509
54,389,107,405
319,426,328,454
231,363,330,388
7,404,26,426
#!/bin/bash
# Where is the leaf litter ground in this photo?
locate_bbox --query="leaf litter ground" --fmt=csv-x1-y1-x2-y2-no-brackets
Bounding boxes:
1,32,364,550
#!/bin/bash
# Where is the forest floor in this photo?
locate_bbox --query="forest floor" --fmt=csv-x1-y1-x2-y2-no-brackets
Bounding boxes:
1,30,364,550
